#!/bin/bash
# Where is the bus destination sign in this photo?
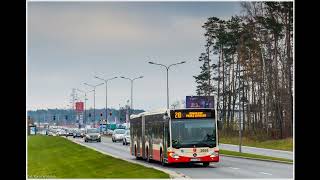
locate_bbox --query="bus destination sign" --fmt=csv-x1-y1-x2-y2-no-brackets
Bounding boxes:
171,109,215,119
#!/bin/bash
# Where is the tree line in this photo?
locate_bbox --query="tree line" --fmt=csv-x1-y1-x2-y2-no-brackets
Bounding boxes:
194,2,293,139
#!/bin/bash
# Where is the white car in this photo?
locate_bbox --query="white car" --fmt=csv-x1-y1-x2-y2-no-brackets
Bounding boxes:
48,131,54,136
112,129,126,142
48,130,57,136
57,129,67,136
122,130,130,145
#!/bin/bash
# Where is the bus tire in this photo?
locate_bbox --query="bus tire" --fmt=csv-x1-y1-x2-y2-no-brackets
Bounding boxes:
146,147,151,162
160,149,166,166
135,146,139,160
203,162,210,167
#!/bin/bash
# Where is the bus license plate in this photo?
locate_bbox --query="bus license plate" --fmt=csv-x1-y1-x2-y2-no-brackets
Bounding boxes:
190,158,200,162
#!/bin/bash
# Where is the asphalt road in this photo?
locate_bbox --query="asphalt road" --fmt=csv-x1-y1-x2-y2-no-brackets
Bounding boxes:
68,136,293,179
220,144,293,160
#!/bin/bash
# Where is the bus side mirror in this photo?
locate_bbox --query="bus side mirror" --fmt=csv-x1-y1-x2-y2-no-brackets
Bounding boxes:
163,112,169,120
217,120,223,130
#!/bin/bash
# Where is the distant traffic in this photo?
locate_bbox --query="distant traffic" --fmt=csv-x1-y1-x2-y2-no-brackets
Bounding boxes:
44,124,131,146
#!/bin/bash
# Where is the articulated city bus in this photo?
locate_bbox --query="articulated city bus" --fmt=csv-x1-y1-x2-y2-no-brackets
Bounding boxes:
129,108,219,166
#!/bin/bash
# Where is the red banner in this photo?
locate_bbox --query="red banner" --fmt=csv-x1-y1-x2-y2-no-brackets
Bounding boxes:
75,102,84,112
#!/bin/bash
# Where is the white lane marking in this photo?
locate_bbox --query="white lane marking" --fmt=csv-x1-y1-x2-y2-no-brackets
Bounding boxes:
259,172,272,175
229,167,240,170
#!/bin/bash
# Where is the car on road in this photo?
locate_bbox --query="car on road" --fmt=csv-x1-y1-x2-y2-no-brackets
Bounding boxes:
122,130,130,145
48,128,58,136
73,129,83,138
66,129,74,137
84,128,101,142
80,128,85,137
107,129,114,135
56,129,67,136
48,129,57,136
40,130,48,135
112,129,126,142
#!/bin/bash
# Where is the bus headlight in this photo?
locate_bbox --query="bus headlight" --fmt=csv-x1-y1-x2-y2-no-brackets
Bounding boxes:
210,151,219,157
173,154,179,159
169,152,179,159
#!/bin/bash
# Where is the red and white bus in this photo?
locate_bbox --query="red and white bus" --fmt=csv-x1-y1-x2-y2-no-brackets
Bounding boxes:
130,108,219,166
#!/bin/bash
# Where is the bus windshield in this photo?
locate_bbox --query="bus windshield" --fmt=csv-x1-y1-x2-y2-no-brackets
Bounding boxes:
171,118,216,148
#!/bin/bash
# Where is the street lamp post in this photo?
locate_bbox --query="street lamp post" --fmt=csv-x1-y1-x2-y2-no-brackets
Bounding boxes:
148,61,186,109
94,76,117,124
120,76,144,113
84,82,104,127
119,104,121,124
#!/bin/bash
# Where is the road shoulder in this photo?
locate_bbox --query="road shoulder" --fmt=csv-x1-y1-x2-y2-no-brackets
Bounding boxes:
68,137,190,179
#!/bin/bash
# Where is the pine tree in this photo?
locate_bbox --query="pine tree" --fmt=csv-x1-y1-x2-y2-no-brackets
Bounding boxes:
196,1,293,140
193,52,215,96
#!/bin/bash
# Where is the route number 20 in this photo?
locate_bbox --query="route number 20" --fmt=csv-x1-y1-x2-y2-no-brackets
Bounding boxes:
175,112,182,118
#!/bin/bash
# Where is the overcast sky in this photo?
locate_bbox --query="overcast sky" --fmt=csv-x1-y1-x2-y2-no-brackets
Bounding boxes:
27,1,242,112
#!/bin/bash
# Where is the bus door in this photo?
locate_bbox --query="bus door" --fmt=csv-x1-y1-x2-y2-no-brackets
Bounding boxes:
149,124,153,159
162,119,169,159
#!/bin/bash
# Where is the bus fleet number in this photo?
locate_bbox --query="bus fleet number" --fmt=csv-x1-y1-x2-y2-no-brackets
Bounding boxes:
200,149,208,152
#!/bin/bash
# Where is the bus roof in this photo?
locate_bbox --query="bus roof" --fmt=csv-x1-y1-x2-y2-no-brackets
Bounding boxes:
130,108,215,119
130,109,166,119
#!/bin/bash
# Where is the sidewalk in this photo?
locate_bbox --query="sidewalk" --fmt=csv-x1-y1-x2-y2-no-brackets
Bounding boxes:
219,143,293,160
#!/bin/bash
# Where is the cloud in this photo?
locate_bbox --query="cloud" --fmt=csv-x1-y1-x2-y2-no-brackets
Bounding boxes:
27,2,241,110
28,2,209,49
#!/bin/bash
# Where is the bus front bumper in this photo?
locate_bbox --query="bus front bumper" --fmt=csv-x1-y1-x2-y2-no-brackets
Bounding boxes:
167,155,219,164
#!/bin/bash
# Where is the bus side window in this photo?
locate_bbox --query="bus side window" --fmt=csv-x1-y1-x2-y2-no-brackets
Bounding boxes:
166,122,170,146
217,120,223,130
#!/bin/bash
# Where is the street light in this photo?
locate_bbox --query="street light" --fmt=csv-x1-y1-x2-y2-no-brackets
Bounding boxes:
120,76,144,112
148,60,186,109
94,76,118,123
84,82,104,127
66,104,71,126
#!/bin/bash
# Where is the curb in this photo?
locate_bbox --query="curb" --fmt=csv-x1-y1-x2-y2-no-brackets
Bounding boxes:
220,154,293,164
67,138,190,179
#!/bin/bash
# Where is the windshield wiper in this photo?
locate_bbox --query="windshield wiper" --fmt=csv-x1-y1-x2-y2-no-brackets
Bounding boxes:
202,137,217,147
199,142,214,148
205,134,215,141
172,139,182,149
190,140,214,148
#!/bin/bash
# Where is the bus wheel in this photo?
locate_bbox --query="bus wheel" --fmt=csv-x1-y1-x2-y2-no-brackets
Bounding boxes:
135,146,139,160
203,162,210,167
160,149,166,166
146,147,151,162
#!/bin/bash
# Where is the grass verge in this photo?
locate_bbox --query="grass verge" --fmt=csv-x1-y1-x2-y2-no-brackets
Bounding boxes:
220,149,293,163
28,135,169,178
219,136,293,151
